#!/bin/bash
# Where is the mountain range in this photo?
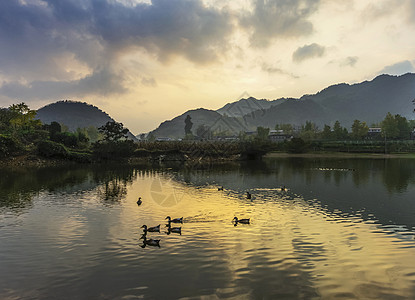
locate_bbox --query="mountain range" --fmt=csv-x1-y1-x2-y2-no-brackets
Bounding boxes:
34,73,415,139
150,73,415,138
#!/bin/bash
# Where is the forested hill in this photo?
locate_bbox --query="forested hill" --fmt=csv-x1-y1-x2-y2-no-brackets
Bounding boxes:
36,100,137,140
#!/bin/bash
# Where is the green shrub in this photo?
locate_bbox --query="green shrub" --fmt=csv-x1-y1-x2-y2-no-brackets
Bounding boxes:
21,129,49,144
93,140,136,159
134,148,151,157
51,132,78,147
37,140,68,158
0,134,24,158
286,138,309,153
68,151,93,163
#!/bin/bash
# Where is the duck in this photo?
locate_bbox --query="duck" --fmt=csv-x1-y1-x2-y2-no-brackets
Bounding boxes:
218,186,224,191
141,224,160,233
137,197,142,205
246,191,252,199
281,186,286,192
165,216,183,223
233,217,250,224
165,223,182,235
140,236,161,247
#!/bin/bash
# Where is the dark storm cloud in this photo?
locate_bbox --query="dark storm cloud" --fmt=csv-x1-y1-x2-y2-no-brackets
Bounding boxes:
292,43,325,62
0,68,126,100
0,0,233,100
240,0,320,47
89,0,233,63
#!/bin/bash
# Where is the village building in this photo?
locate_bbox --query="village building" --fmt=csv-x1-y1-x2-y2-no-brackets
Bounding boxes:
268,130,293,142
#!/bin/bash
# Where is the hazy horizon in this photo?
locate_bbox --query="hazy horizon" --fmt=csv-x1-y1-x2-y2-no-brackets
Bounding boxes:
1,0,415,133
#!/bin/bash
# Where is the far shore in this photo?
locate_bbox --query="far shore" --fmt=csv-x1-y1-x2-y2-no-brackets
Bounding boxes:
265,151,415,159
2,151,415,168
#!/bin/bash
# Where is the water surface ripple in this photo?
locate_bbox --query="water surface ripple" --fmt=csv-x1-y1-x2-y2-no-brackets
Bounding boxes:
1,158,415,299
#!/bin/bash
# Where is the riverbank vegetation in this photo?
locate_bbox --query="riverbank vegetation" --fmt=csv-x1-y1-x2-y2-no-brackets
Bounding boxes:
1,102,415,166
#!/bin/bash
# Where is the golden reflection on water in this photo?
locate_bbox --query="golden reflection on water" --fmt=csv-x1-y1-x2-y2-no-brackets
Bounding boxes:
120,172,415,299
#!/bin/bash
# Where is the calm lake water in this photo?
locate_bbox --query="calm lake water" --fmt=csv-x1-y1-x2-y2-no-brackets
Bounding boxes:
1,158,415,299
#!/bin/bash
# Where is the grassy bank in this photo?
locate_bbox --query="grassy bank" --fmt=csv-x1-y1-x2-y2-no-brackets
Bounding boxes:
265,151,415,159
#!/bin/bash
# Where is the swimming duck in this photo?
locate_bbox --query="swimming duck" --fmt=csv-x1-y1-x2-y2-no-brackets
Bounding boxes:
218,186,224,191
141,224,160,233
137,197,142,205
140,236,161,247
233,217,250,224
281,186,286,192
165,223,182,235
246,192,252,199
165,216,183,223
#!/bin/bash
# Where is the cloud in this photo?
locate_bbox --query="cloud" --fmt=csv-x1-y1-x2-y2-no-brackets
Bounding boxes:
378,60,415,76
292,43,325,62
239,0,320,47
141,77,157,87
341,56,359,67
361,1,397,21
261,63,299,78
0,0,233,100
0,68,126,100
409,0,415,21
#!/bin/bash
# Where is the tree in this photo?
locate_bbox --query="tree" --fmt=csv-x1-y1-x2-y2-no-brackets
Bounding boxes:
281,124,294,135
333,121,348,140
0,108,15,131
351,120,368,140
86,126,101,142
196,124,212,139
256,126,270,141
300,121,318,140
286,137,308,153
321,124,333,140
49,121,62,136
184,115,193,136
381,112,399,139
98,121,129,142
395,114,411,139
8,102,41,131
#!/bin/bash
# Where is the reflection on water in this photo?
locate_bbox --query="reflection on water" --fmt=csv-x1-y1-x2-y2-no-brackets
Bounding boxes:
0,158,415,299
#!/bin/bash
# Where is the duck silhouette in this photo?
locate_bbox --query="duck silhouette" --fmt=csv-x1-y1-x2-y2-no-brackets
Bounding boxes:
137,197,142,205
246,192,252,199
165,216,183,223
233,217,250,225
141,224,160,233
140,236,160,248
218,186,224,191
165,223,182,235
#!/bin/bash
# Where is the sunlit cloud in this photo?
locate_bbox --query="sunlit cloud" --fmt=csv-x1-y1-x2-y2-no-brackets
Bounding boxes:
0,0,414,133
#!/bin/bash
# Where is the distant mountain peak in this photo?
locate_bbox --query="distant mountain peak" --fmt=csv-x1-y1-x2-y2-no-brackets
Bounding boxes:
151,73,415,138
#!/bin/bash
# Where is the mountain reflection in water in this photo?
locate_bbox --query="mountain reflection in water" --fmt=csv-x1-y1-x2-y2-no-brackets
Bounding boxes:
1,158,415,299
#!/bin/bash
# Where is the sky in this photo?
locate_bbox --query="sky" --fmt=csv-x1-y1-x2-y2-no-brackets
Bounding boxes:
1,0,415,134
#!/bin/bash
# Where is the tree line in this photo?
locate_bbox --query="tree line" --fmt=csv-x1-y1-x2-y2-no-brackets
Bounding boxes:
273,113,414,141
